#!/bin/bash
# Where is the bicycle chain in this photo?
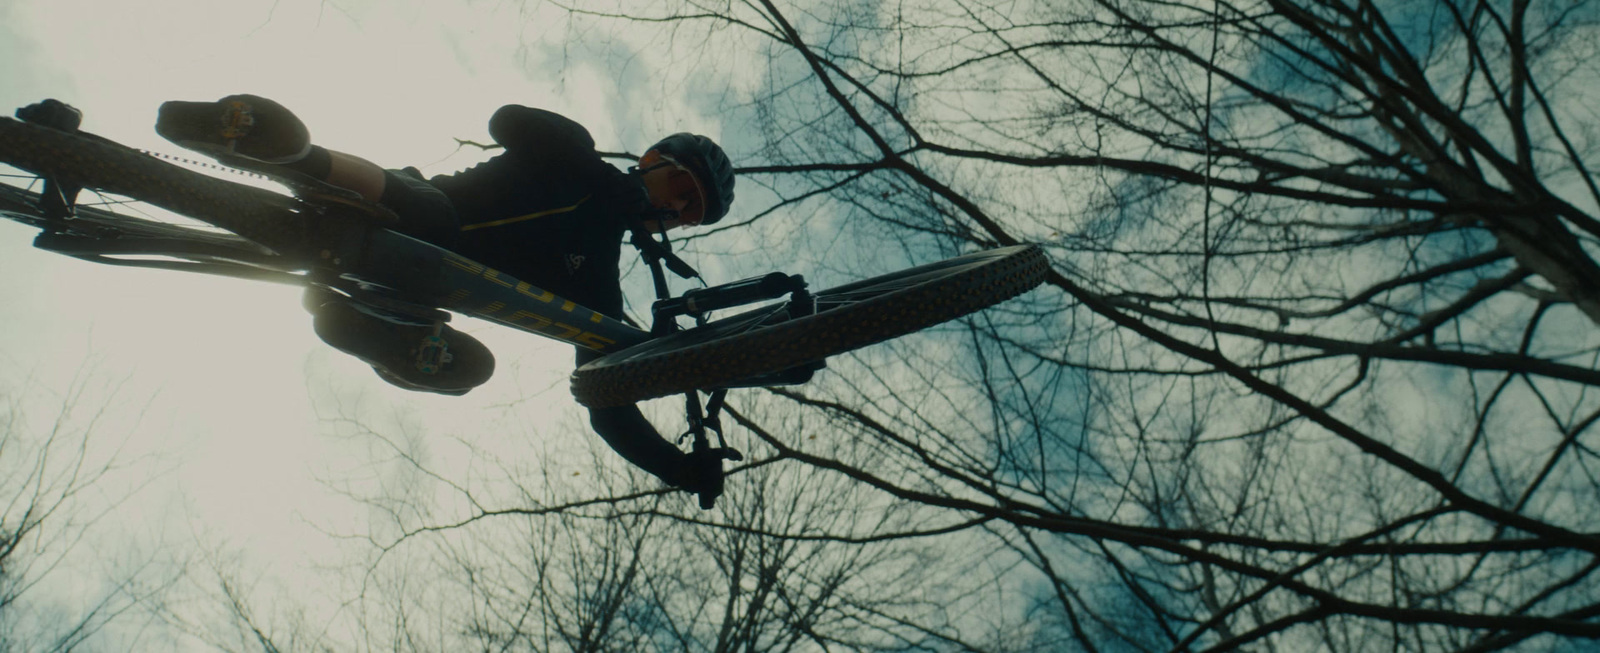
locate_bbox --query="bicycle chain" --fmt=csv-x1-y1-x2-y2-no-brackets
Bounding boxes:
139,148,396,223
139,149,321,195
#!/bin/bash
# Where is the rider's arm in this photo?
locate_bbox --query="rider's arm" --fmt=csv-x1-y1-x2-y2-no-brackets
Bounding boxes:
576,348,689,487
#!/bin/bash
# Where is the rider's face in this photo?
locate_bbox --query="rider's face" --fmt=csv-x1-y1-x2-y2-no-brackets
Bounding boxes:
640,150,706,230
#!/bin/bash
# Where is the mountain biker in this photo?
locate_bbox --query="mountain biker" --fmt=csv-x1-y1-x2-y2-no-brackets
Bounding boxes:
153,95,734,503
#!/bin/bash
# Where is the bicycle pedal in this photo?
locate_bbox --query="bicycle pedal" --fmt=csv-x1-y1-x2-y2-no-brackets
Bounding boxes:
414,334,453,374
218,100,255,140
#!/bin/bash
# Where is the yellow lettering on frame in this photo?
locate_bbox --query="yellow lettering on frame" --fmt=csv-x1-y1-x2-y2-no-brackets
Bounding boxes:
549,322,582,339
443,254,485,274
515,282,555,303
507,311,553,329
575,332,617,351
481,301,506,314
560,301,576,312
590,313,603,323
483,268,516,288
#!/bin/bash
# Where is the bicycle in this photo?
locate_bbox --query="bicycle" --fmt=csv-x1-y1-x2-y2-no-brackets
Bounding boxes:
0,101,1048,508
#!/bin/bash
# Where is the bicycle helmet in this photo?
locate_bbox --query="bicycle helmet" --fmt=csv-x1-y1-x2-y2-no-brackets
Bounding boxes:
646,133,735,225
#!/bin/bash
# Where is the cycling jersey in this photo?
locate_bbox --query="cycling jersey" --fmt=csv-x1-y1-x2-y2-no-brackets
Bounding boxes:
409,105,688,487
427,106,640,318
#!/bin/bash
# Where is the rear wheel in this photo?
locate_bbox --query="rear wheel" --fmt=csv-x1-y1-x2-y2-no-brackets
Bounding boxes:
0,117,312,255
0,182,274,253
571,244,1049,407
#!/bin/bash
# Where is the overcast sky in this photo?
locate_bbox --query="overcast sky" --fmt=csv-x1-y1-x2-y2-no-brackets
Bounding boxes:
0,0,721,642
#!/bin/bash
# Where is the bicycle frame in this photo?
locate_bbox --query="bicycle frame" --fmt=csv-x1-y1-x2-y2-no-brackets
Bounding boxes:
5,179,808,360
339,226,812,355
3,182,647,354
348,227,652,354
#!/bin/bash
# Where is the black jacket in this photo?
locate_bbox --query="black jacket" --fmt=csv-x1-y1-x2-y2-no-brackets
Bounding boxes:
426,105,686,487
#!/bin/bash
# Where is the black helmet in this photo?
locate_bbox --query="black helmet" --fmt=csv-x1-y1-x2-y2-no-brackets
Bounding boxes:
647,133,735,225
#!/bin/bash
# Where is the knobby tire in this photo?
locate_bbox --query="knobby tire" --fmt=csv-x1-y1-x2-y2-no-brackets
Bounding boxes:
0,118,311,255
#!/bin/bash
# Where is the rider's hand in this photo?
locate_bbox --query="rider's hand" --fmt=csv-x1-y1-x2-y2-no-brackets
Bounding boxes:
677,448,730,509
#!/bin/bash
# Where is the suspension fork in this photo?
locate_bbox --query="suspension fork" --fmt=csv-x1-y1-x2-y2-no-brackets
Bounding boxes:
685,389,732,453
16,99,84,227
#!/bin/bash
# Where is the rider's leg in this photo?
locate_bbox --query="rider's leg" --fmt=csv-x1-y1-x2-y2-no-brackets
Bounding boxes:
301,170,488,392
326,152,388,201
157,95,456,240
372,167,460,245
156,95,387,200
158,95,492,393
309,298,494,395
298,148,388,202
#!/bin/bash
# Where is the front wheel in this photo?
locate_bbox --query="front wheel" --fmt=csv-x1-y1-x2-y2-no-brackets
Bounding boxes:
571,244,1049,407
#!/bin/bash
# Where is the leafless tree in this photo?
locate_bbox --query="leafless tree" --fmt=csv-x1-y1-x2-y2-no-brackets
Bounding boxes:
506,0,1600,650
136,0,1600,649
173,392,998,652
0,365,179,652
